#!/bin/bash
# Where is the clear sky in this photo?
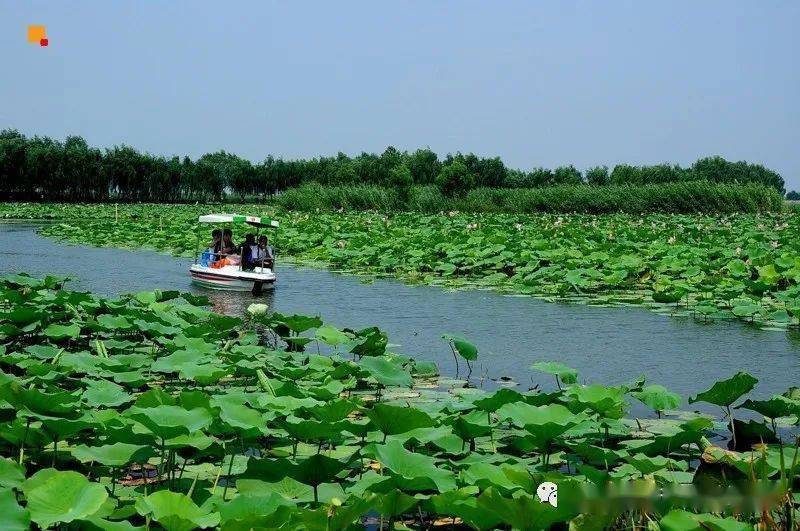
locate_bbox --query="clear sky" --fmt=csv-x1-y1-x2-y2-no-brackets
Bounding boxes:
1,1,798,188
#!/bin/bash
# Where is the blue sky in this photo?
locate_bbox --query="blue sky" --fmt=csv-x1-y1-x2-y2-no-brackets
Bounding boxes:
1,1,798,188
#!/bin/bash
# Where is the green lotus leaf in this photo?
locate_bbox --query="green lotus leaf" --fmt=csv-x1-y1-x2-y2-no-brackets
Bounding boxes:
294,495,375,531
451,410,492,441
428,488,501,529
0,488,30,531
530,361,578,385
71,442,154,467
462,462,530,493
218,492,293,530
217,401,269,434
725,259,748,278
126,405,213,439
150,349,208,374
74,517,145,531
567,442,622,467
473,388,524,412
283,416,349,443
243,454,348,489
370,489,417,517
624,453,676,475
280,314,323,334
305,398,359,422
495,402,582,447
178,363,229,385
566,384,628,418
315,325,352,346
631,384,681,413
367,403,435,436
133,388,177,408
43,323,81,340
83,379,133,407
0,457,25,489
408,360,438,378
349,326,388,358
96,314,134,330
476,486,579,530
660,509,752,531
731,302,761,318
689,372,758,407
0,381,82,417
359,356,412,388
135,490,220,531
371,440,456,492
736,395,800,419
24,344,61,360
6,307,43,325
23,469,108,528
442,335,478,361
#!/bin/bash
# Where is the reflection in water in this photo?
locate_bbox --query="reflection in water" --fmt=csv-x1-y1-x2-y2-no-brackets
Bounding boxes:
1,223,799,400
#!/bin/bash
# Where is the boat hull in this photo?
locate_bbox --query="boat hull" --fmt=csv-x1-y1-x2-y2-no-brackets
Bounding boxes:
189,265,276,292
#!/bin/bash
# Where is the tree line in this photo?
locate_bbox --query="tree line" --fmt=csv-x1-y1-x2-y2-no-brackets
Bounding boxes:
0,129,786,202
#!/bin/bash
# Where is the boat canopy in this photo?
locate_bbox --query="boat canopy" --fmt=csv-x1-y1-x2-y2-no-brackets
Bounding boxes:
198,214,279,228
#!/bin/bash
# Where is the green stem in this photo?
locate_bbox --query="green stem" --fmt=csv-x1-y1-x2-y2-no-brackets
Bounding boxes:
222,449,236,500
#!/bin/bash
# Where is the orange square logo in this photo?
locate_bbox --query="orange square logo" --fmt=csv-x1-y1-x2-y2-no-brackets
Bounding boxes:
27,25,46,43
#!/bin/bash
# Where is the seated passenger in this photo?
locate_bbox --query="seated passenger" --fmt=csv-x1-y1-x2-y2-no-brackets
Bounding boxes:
220,228,237,257
241,233,257,271
211,228,240,268
209,229,222,256
200,229,222,266
253,235,274,270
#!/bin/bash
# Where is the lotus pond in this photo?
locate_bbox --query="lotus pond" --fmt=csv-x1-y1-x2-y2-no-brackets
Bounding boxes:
4,203,800,331
3,223,800,403
0,274,799,530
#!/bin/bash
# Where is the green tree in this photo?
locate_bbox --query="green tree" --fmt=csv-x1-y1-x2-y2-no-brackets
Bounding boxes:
610,164,642,185
388,164,413,203
0,129,30,199
553,165,583,185
585,166,609,185
436,160,476,197
406,148,440,184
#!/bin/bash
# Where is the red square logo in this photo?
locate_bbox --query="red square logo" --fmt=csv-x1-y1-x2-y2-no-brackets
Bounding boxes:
40,38,48,46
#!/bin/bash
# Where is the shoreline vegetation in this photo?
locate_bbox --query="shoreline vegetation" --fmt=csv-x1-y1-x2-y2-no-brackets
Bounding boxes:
0,274,798,529
274,182,783,214
0,129,790,210
3,203,800,330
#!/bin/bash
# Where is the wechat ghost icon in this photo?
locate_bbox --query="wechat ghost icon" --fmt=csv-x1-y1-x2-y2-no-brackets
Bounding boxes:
536,482,557,507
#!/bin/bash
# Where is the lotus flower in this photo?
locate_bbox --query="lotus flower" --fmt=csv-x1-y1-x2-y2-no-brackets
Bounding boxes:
247,303,269,316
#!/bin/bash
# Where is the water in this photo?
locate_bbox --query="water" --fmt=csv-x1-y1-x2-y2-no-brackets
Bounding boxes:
2,223,798,400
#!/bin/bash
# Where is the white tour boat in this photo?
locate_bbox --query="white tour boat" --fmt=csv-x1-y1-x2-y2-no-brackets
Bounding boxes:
189,214,279,295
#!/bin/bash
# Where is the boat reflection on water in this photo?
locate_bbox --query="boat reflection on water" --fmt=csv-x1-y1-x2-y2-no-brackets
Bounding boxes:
202,284,278,317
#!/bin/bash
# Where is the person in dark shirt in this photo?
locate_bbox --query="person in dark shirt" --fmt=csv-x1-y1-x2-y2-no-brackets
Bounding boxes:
241,233,257,271
207,229,222,258
220,228,237,257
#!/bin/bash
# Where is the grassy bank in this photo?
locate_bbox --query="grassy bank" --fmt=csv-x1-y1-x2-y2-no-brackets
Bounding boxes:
3,203,800,329
276,182,784,214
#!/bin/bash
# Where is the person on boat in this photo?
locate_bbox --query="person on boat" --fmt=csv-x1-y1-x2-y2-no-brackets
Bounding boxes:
211,228,241,268
220,228,237,257
241,233,257,271
254,235,274,269
208,229,222,257
199,229,222,266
